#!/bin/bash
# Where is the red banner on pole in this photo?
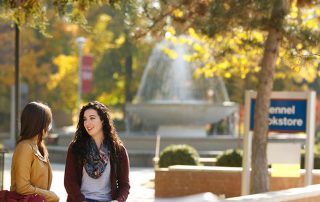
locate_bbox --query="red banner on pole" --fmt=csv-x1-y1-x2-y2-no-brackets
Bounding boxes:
82,55,93,93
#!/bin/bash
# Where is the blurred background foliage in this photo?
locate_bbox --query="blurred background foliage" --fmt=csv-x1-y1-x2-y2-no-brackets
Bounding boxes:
0,2,151,131
1,0,320,133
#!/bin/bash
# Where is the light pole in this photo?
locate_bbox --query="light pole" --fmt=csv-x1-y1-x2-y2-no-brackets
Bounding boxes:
14,23,20,144
76,37,86,116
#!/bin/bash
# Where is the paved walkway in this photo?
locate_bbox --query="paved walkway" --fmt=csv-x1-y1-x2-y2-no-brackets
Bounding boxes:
3,152,155,202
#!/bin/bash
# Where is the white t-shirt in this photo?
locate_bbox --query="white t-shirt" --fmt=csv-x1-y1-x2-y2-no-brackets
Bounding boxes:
80,156,112,201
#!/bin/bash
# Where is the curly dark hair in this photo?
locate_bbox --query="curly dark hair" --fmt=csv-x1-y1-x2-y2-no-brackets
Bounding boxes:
72,101,123,165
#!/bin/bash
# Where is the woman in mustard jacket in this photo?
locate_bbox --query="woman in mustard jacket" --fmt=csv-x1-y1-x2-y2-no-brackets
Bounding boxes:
10,101,59,202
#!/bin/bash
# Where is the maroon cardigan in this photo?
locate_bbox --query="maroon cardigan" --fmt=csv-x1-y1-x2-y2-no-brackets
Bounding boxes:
64,142,130,202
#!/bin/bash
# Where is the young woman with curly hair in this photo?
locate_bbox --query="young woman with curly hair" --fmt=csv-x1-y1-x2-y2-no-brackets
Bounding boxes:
64,101,130,202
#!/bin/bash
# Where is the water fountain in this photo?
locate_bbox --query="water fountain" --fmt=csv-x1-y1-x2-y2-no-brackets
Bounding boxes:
126,35,238,137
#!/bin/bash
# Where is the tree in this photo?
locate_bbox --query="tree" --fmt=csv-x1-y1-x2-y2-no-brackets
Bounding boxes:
251,1,289,192
0,0,121,139
124,0,320,193
0,1,151,120
0,1,120,34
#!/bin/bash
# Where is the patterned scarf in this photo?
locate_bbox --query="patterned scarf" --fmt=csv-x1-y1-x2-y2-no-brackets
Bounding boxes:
84,138,109,179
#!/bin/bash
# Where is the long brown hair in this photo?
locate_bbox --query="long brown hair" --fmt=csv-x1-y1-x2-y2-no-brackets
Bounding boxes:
18,101,52,157
72,101,123,166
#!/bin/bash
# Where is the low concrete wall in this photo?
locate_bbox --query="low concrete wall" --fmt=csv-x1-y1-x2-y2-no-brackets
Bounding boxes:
155,165,320,199
222,184,320,202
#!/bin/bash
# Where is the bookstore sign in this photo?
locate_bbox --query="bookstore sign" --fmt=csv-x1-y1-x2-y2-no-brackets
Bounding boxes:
249,99,307,133
241,91,316,196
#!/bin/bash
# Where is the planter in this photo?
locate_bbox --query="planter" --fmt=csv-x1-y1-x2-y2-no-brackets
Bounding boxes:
155,165,320,198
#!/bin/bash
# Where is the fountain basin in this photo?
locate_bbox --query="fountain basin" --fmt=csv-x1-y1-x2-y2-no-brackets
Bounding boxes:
126,102,238,126
125,35,239,136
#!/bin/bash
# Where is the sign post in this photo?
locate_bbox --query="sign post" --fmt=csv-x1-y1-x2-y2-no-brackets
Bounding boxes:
82,55,93,94
241,91,316,195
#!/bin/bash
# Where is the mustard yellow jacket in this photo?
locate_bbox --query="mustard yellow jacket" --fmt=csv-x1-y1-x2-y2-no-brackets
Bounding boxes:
10,139,59,202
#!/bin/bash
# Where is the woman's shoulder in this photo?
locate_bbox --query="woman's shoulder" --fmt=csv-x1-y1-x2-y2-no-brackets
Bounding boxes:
119,143,126,149
15,139,36,152
118,143,128,154
12,140,36,161
67,141,78,153
15,139,48,162
68,141,77,148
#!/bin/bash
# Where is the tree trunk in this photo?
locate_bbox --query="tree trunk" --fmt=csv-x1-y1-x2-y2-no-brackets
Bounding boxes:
251,0,289,194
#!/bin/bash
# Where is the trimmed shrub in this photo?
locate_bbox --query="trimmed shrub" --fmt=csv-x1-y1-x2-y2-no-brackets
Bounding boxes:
216,149,242,167
158,144,200,168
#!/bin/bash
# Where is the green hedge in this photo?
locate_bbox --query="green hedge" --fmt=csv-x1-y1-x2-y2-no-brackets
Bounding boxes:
158,144,200,168
215,149,320,169
215,149,242,167
158,146,320,169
